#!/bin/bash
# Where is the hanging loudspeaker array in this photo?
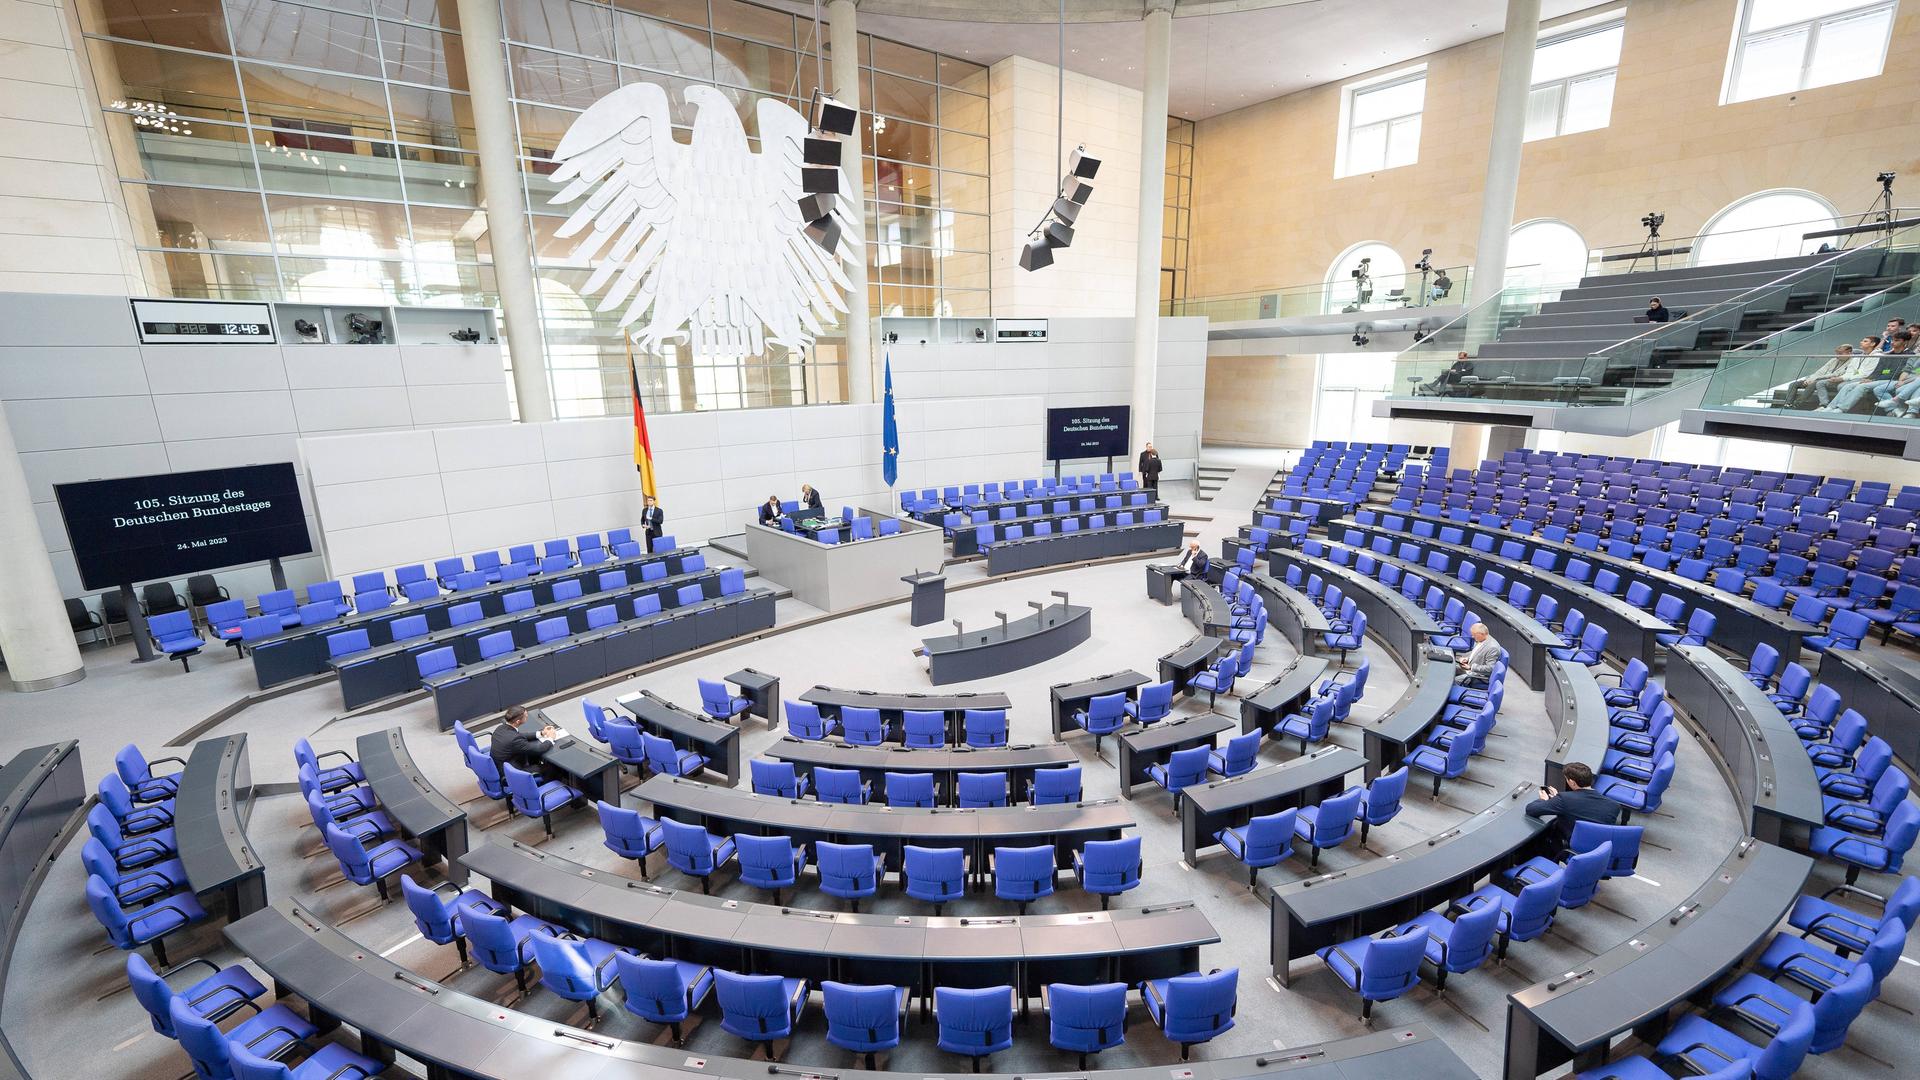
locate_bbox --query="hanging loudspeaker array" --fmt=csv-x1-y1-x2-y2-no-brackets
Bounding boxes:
1020,145,1101,272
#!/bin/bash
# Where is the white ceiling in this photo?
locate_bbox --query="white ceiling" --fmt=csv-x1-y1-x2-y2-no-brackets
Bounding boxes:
839,0,1606,120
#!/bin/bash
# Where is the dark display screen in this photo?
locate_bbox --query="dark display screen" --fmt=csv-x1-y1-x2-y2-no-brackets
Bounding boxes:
54,464,312,589
1046,405,1131,461
139,321,271,337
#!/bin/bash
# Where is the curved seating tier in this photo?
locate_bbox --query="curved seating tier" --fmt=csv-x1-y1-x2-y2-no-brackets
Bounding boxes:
0,743,84,1077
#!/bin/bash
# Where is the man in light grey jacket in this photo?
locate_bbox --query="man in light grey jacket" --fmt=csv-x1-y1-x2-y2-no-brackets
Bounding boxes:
1456,623,1502,685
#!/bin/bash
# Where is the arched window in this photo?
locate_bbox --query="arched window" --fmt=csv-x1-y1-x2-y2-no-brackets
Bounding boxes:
1506,219,1589,286
1696,190,1838,266
1323,242,1406,314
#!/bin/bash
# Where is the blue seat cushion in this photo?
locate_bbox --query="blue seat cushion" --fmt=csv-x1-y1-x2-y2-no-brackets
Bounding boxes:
228,1003,318,1060
1313,935,1371,990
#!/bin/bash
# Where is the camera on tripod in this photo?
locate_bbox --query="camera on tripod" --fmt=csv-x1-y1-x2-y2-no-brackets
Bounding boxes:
1413,248,1434,274
1350,256,1372,280
1640,212,1665,233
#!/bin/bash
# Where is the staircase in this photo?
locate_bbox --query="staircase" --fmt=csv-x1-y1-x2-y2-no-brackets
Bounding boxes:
1455,248,1918,403
1194,463,1234,502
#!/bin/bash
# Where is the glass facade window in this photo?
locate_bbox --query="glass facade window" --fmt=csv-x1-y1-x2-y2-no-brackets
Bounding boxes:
1162,116,1193,310
1725,0,1897,103
1524,21,1622,141
1339,70,1423,177
81,0,992,419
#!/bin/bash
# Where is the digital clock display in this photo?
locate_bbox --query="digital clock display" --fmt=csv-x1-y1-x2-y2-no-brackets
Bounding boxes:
141,322,270,337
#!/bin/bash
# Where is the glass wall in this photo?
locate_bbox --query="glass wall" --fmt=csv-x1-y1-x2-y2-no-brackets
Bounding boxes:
1162,116,1194,309
501,0,990,415
78,0,991,416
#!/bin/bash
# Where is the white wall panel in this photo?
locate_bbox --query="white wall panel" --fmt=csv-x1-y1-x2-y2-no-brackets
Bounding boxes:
310,474,447,532
292,388,414,432
406,383,509,427
283,346,407,389
546,454,634,500
140,345,289,394
16,443,166,502
434,421,546,472
5,395,161,451
538,416,626,461
324,518,456,577
399,345,506,386
302,429,441,487
447,505,557,555
152,391,297,441
0,345,147,399
440,463,549,515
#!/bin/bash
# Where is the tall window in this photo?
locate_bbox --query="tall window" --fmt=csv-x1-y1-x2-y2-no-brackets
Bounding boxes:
1525,20,1623,141
1312,354,1396,444
1323,242,1406,314
1507,220,1590,286
1696,190,1838,265
1724,0,1898,104
1338,70,1424,177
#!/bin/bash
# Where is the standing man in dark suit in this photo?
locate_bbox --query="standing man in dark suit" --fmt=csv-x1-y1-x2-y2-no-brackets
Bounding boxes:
490,706,556,770
641,495,665,548
1137,442,1162,490
1525,763,1623,846
757,495,784,527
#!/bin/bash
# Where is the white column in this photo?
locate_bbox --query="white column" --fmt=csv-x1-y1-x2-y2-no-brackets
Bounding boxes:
0,406,83,690
1469,0,1541,298
455,0,553,423
828,0,874,405
1130,0,1173,449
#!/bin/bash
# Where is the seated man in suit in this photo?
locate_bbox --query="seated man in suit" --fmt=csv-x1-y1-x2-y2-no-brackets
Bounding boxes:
490,705,557,770
757,494,785,527
1455,622,1501,686
1166,541,1208,581
1526,762,1623,846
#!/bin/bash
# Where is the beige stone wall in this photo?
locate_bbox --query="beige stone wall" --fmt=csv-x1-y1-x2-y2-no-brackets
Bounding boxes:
1201,353,1316,445
989,55,1142,317
1188,0,1920,300
0,0,146,294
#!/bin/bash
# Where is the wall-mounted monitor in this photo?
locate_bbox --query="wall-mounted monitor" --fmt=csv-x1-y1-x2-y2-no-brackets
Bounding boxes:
1046,405,1131,461
54,464,312,590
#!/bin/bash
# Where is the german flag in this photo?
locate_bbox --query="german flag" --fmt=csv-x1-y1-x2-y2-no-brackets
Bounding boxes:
630,358,657,500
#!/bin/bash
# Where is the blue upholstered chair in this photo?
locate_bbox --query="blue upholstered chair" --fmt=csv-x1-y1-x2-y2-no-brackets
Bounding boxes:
1457,869,1565,958
612,953,713,1044
698,678,753,723
528,930,636,1022
85,873,204,967
400,872,504,968
817,841,886,911
786,701,836,740
1316,928,1427,1019
125,952,265,1038
957,771,1009,808
1075,692,1127,749
992,844,1057,912
1074,836,1142,908
322,821,419,901
884,771,934,807
1294,787,1362,867
903,845,966,908
502,762,582,838
934,985,1015,1071
595,800,662,877
1029,765,1083,804
1389,900,1502,991
1147,745,1212,812
734,833,808,904
1208,732,1261,778
1045,982,1127,1068
1140,968,1237,1060
147,611,206,670
841,707,887,746
715,970,810,1061
642,732,709,778
1216,808,1295,887
964,709,1009,747
1124,681,1174,725
815,766,871,805
750,758,808,799
902,710,947,747
660,816,736,893
822,981,910,1068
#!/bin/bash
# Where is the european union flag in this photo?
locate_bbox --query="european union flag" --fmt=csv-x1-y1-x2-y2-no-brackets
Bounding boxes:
881,352,900,488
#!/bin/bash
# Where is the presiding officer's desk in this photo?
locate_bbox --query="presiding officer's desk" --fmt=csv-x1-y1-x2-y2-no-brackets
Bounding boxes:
0,740,84,1078
1320,538,1557,690
1182,746,1367,867
803,686,1016,747
745,513,946,614
1240,656,1334,735
1543,656,1610,793
1817,641,1920,767
333,565,718,708
175,734,266,921
920,602,1093,685
228,901,1474,1080
1664,645,1824,851
247,547,694,689
1049,669,1151,739
985,520,1183,575
1117,715,1235,798
1267,550,1443,670
613,689,742,785
763,737,1077,805
1503,838,1813,1080
1245,571,1331,655
356,728,469,885
1269,781,1554,985
461,837,1217,1013
1382,510,1817,661
637,774,1133,879
1338,516,1670,663
1160,634,1230,694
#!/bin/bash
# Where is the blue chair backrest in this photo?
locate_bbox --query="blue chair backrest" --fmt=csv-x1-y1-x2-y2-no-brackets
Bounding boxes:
1079,836,1141,892
448,602,482,626
463,745,505,798
818,841,880,894
903,710,946,746
1134,681,1174,722
1359,931,1427,999
1165,745,1212,788
751,759,803,798
457,908,527,978
1440,903,1502,973
994,844,1055,898
736,834,801,887
661,817,723,871
1032,765,1082,804
841,707,884,744
477,631,513,660
614,954,697,1023
1310,788,1364,844
1159,968,1238,1042
400,873,456,942
904,844,965,899
1241,809,1297,863
964,709,1007,746
596,800,654,859
1508,870,1565,939
1557,842,1611,907
816,767,866,803
1047,982,1128,1055
1363,767,1408,824
822,981,903,1052
715,970,799,1039
935,986,1013,1055
170,996,237,1078
1217,732,1260,774
958,771,1007,807
885,771,935,807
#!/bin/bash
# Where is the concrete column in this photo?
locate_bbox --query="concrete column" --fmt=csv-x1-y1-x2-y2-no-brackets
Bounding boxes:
455,0,553,423
0,406,83,691
1130,0,1173,449
828,0,874,405
1449,423,1489,473
1469,0,1541,298
1486,425,1529,462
